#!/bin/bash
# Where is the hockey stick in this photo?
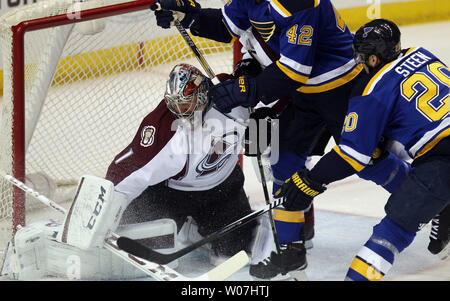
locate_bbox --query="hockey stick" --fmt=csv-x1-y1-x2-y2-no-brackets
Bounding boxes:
166,8,283,257
117,197,284,264
153,4,249,127
154,3,218,83
0,171,249,281
248,108,282,254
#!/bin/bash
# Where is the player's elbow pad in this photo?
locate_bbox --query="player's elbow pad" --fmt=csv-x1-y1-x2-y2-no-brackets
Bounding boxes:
255,64,300,105
190,8,233,43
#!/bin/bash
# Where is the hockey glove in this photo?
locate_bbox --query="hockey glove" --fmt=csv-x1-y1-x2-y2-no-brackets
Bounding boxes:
208,76,258,113
150,0,201,29
275,170,326,211
234,58,263,78
243,107,277,156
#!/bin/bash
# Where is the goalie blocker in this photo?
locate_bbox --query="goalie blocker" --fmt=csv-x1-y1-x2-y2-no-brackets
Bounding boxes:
57,175,128,250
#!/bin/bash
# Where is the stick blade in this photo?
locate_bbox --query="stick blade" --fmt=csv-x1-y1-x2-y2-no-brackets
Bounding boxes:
117,236,175,264
200,250,249,281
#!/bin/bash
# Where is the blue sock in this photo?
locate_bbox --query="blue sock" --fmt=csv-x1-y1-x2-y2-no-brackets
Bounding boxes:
346,216,416,281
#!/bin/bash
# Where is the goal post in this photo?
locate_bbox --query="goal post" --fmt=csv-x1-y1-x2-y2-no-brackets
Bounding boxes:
0,0,242,259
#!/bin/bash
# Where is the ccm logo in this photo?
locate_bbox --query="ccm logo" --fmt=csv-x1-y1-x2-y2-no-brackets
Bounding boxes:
87,186,107,229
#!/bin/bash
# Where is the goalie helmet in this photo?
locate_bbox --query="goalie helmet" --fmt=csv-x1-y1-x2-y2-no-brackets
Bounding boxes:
164,63,211,119
353,19,401,66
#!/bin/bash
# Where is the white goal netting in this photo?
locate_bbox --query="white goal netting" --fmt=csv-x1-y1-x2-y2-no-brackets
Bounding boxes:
0,0,236,260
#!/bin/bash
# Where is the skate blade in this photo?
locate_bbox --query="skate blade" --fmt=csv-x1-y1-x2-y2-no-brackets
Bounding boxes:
437,243,450,260
288,269,309,281
251,263,308,281
251,273,293,281
305,239,313,250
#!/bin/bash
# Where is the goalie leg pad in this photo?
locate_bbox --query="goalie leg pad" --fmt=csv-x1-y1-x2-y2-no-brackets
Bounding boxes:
57,175,128,250
1,219,180,280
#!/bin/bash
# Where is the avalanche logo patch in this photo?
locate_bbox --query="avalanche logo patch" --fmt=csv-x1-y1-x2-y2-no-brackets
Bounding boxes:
140,126,156,147
195,131,239,177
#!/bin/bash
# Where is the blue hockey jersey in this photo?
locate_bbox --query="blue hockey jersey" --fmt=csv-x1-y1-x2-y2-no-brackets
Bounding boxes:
221,0,362,93
335,47,450,171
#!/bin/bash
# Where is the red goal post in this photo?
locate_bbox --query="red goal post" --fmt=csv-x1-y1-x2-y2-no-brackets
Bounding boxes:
0,0,242,257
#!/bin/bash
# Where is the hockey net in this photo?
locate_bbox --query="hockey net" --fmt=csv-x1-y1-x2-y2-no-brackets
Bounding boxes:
0,0,239,259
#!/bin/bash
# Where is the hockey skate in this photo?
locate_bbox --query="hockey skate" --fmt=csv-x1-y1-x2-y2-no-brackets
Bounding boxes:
428,205,450,260
249,242,308,281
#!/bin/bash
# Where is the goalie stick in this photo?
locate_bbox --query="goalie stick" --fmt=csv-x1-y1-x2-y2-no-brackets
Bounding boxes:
1,171,249,281
117,198,285,264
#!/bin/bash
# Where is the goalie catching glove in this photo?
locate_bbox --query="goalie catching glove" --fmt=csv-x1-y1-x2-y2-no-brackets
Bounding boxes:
150,0,201,29
275,170,326,211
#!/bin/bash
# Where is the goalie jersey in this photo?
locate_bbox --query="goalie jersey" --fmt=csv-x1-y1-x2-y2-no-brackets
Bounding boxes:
221,0,362,93
333,47,450,173
106,100,248,202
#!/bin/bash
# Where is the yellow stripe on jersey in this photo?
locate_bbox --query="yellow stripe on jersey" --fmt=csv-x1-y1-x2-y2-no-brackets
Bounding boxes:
333,145,365,172
414,127,450,159
363,48,417,96
276,61,309,84
221,19,239,39
271,0,292,17
273,208,305,223
270,0,320,17
349,257,384,281
298,64,363,93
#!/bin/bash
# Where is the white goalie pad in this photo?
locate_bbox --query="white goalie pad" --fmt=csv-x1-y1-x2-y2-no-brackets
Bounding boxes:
1,219,178,280
56,175,127,250
249,214,276,265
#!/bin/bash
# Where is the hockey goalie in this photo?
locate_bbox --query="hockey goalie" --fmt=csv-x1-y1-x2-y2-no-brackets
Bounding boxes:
1,63,277,280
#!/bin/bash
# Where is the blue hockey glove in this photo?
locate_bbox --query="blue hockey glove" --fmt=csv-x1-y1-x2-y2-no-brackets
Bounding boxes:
150,0,201,29
233,58,262,78
208,76,258,113
275,170,326,211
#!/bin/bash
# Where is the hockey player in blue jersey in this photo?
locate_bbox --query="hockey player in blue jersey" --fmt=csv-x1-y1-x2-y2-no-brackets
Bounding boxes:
275,18,450,280
150,0,412,279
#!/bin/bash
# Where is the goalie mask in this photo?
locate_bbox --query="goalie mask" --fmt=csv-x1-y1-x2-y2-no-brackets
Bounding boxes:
164,64,211,119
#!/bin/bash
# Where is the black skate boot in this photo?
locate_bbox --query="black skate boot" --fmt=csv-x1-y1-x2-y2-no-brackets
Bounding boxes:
428,205,450,260
249,242,308,280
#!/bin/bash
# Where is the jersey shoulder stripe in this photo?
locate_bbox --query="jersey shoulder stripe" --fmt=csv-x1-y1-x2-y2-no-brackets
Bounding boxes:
362,47,418,96
269,0,319,18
